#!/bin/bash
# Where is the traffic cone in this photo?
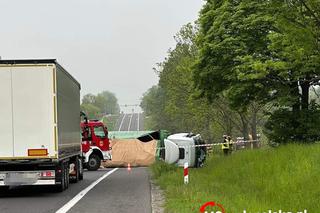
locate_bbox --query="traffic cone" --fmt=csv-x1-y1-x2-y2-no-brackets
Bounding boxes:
127,163,131,173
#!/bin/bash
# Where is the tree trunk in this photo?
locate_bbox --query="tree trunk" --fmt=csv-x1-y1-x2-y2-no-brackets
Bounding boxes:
220,110,233,136
239,112,250,148
239,113,249,139
250,111,258,148
300,81,310,110
226,116,233,136
291,81,300,112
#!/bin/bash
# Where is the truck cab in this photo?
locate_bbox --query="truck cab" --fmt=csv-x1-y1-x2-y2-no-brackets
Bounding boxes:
164,133,206,168
81,119,112,171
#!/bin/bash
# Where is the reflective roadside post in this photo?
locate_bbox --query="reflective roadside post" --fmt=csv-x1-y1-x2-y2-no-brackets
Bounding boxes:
184,162,188,184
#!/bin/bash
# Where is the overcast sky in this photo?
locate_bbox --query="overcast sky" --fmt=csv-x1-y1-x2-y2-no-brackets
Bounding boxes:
0,0,204,112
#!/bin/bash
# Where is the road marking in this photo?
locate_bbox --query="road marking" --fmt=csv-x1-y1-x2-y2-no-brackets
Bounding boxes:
127,113,133,132
118,114,126,131
56,168,119,213
137,113,140,131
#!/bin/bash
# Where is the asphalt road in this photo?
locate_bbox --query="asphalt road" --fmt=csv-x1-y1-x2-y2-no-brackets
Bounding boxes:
0,168,151,213
115,113,144,131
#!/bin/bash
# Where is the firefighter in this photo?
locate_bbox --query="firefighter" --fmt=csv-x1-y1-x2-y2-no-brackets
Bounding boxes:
227,135,234,153
222,135,230,156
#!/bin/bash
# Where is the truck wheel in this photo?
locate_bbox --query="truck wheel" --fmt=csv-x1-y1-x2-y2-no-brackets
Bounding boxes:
87,154,101,171
0,186,9,196
55,164,66,192
79,172,84,180
79,158,84,180
65,165,70,189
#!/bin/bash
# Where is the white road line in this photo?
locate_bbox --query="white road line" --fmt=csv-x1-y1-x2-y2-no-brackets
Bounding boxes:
137,113,140,131
56,168,119,213
118,114,126,131
128,113,133,132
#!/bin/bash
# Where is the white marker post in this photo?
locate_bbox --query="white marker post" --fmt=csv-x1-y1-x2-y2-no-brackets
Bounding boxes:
184,162,189,184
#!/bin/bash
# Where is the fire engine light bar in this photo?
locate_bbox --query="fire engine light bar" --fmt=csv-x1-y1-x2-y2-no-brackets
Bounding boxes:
28,149,48,156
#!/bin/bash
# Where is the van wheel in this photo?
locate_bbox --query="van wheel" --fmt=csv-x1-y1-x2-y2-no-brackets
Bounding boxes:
87,154,101,171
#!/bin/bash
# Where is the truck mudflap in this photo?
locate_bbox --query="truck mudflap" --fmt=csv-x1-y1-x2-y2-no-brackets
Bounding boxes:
0,171,56,186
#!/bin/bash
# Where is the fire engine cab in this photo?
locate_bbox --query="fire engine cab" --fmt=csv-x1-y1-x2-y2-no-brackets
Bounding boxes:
81,112,112,171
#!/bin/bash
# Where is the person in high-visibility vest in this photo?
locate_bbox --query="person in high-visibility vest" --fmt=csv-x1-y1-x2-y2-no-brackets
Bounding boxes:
222,135,230,156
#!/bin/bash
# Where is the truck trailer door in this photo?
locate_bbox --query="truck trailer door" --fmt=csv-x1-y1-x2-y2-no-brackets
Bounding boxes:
11,66,56,158
0,67,14,158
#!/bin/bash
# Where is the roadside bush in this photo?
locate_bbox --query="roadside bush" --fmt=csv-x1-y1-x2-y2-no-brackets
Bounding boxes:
264,105,320,145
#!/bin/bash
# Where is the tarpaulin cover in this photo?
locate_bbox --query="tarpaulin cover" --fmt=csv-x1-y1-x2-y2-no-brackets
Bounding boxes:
108,131,156,139
103,139,157,167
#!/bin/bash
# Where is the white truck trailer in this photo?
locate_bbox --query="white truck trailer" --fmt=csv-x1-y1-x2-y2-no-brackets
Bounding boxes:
0,59,83,192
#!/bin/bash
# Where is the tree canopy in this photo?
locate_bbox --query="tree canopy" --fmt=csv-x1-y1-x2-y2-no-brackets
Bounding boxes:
194,0,320,143
141,0,320,144
81,90,120,119
141,24,264,143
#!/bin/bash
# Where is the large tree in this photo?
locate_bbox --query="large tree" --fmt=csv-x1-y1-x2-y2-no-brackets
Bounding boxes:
194,0,320,143
194,0,274,108
141,23,265,142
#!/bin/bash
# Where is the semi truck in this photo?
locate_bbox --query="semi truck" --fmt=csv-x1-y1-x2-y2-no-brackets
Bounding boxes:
0,59,83,192
81,112,112,171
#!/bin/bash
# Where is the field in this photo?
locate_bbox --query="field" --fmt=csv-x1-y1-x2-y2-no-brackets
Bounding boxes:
150,144,320,213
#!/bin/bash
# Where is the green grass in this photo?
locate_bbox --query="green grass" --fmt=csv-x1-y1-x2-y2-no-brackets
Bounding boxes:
150,144,320,213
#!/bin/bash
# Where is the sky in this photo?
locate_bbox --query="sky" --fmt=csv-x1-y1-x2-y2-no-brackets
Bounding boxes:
0,0,204,112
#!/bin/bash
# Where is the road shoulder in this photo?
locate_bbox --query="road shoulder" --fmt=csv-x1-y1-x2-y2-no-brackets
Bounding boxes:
150,175,165,213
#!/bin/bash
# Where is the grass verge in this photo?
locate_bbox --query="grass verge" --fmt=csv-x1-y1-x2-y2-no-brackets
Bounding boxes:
150,144,320,213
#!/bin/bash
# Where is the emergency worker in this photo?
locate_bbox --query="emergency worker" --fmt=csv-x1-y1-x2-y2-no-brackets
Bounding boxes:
222,135,230,156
